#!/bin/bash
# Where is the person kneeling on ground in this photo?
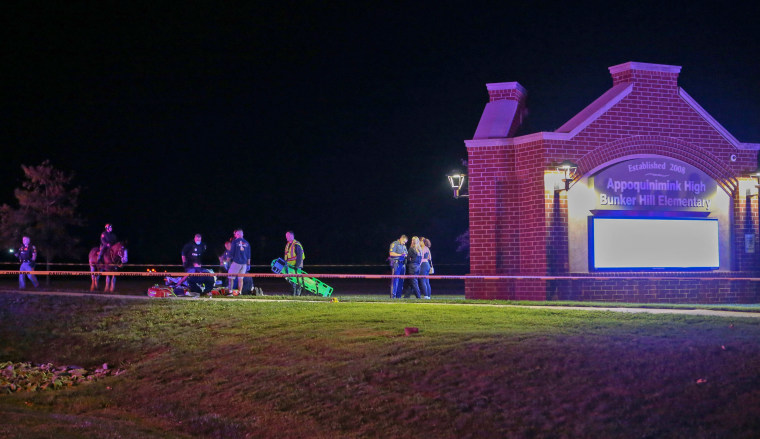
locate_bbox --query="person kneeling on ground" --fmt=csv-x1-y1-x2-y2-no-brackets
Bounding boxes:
168,263,215,296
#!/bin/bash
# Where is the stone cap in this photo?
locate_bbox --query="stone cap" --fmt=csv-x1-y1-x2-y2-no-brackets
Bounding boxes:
609,62,681,86
608,62,682,75
486,82,527,102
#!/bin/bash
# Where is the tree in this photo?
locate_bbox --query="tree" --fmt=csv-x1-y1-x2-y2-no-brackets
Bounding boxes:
0,161,84,276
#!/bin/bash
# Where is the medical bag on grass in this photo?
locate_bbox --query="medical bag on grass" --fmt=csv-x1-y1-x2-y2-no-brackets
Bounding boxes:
147,285,175,298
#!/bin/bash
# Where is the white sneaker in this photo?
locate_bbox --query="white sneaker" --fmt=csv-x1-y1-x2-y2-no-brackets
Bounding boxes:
424,296,431,299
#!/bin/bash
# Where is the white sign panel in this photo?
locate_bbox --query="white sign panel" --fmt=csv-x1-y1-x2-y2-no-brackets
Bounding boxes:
591,217,719,270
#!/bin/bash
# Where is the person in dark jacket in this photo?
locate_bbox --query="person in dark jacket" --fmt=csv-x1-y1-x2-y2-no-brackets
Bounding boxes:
403,236,422,298
97,223,117,262
170,262,215,296
17,236,39,289
228,228,251,291
219,239,233,272
181,233,207,270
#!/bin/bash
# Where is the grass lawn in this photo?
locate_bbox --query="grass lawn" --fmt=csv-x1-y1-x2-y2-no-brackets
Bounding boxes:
2,292,760,438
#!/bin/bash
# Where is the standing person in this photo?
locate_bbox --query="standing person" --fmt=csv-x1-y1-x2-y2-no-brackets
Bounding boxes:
419,237,433,299
228,228,251,292
97,223,117,262
388,235,408,298
284,231,305,296
181,233,207,270
403,236,422,298
17,236,39,289
219,239,233,272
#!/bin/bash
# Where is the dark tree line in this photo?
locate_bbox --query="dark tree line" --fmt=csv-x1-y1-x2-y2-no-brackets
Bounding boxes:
0,161,84,274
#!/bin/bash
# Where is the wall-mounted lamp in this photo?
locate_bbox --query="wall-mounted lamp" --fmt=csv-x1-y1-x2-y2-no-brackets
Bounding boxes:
556,160,578,192
448,173,468,199
746,168,760,197
751,168,760,187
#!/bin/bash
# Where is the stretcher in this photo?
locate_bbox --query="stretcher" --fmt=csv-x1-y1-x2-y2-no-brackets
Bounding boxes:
270,258,333,297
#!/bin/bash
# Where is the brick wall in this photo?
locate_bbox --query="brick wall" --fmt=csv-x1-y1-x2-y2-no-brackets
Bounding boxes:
551,274,760,304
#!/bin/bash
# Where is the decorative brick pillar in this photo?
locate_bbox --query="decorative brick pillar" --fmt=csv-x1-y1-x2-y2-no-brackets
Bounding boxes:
466,82,528,299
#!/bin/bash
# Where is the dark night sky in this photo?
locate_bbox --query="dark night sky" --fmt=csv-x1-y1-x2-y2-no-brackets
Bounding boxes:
4,2,759,266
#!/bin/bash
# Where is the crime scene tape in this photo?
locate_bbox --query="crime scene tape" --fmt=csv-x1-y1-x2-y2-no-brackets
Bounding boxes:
0,262,467,268
3,270,760,281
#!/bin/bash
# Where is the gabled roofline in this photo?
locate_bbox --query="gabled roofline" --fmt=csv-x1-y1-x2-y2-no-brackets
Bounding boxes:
465,132,564,148
465,84,633,148
555,83,633,134
465,84,760,150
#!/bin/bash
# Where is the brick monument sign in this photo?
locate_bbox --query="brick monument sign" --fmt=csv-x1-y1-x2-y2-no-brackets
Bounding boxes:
465,62,760,303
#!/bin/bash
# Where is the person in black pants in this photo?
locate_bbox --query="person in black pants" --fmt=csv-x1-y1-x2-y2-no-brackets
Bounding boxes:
403,236,422,298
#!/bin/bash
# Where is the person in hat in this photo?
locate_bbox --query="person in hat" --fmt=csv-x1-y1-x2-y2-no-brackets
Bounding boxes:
17,236,40,289
97,223,118,262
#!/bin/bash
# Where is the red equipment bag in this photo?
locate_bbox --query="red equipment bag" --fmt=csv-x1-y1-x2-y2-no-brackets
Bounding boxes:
147,285,175,298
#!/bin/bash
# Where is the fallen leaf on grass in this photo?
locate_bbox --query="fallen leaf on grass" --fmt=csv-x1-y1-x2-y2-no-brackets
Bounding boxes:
404,327,419,336
1,361,125,393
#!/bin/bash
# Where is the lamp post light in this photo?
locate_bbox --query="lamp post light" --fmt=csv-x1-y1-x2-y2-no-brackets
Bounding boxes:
751,168,760,191
448,173,468,199
556,160,578,192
